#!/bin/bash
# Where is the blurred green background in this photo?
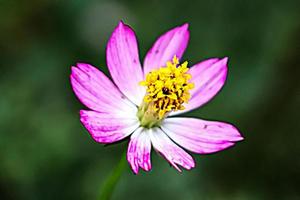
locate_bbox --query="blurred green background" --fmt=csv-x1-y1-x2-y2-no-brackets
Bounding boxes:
1,0,299,199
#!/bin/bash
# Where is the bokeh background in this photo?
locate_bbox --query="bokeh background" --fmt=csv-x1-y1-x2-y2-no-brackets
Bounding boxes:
1,0,299,199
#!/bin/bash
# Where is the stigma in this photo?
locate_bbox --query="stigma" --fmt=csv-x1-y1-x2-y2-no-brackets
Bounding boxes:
138,56,194,126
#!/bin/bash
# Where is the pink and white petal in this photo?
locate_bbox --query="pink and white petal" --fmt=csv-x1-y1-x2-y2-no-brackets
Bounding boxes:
161,117,243,154
106,21,145,105
127,127,152,174
70,63,137,117
149,127,195,172
170,57,228,116
143,24,190,75
80,110,139,144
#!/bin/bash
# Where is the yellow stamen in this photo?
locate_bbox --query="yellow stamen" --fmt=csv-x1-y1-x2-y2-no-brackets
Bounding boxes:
139,55,194,120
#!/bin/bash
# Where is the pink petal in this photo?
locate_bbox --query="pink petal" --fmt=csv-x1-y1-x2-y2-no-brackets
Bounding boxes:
143,24,190,75
170,57,228,116
127,128,152,174
149,127,195,172
106,21,145,105
161,117,243,154
80,110,139,144
70,63,137,116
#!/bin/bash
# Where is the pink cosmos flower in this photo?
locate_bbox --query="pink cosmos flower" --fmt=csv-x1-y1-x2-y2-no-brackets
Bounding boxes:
70,21,243,174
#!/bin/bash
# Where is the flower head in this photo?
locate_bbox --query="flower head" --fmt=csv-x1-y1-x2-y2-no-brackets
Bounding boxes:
140,55,194,118
70,21,243,174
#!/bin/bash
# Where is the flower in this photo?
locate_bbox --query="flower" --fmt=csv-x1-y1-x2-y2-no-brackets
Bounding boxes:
70,21,243,174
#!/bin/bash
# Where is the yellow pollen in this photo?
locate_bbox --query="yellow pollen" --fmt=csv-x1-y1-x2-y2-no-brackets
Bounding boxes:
140,55,194,119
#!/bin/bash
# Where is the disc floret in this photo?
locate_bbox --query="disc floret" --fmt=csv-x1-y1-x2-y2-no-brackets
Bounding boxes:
138,56,194,128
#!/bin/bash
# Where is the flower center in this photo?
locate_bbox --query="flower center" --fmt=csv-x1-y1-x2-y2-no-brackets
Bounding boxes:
137,55,194,128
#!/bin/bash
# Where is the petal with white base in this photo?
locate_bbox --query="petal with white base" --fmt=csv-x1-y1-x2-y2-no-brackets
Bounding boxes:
70,63,137,116
143,24,189,75
106,21,145,105
161,117,243,154
127,127,152,174
149,127,195,172
80,110,139,144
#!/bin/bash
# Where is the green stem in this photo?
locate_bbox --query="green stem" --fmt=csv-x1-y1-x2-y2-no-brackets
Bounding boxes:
98,152,127,200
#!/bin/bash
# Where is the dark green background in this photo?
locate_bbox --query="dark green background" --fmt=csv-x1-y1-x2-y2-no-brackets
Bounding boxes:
1,0,299,199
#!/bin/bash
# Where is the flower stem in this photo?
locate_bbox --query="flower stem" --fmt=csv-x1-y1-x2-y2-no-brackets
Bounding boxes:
98,152,127,200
